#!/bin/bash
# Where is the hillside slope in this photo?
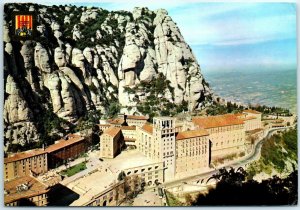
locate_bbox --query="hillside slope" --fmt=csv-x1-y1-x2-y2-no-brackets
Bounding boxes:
3,3,212,151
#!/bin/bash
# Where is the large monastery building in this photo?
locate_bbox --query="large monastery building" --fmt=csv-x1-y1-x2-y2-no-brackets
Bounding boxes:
192,114,246,161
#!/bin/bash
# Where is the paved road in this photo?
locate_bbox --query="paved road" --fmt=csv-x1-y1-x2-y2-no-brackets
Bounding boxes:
163,126,293,189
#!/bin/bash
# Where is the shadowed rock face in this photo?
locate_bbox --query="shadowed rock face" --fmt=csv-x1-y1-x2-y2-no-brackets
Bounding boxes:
21,41,35,69
3,3,212,150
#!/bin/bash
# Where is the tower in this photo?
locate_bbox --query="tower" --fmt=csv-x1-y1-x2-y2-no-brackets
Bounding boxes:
153,117,176,180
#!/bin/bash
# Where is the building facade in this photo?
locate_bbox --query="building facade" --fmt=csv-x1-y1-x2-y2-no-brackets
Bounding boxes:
125,115,149,127
97,124,112,132
4,149,48,182
77,162,164,206
192,114,246,161
137,117,176,180
123,162,164,186
175,129,210,176
136,123,154,158
46,134,88,169
241,109,262,131
100,127,124,159
121,126,137,146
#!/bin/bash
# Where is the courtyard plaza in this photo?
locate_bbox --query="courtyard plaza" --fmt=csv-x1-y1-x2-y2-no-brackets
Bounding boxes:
131,189,163,206
61,149,156,206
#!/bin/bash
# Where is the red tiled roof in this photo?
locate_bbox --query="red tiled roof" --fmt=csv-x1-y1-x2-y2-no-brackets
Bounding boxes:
235,113,244,117
4,176,49,204
45,134,85,153
107,118,125,125
141,123,153,134
5,134,85,163
243,109,261,114
126,115,149,120
176,129,209,141
103,127,121,138
121,126,136,130
5,149,46,164
192,114,244,129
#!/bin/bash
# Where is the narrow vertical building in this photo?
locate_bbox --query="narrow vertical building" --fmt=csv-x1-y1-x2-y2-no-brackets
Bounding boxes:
100,127,124,159
136,117,176,180
153,117,176,180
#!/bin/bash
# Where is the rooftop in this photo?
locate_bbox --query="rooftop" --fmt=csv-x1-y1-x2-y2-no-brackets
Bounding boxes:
243,116,257,121
4,176,49,204
45,134,85,153
235,113,257,121
141,123,153,134
5,149,46,164
103,127,121,138
69,150,154,206
154,116,174,120
192,114,244,129
121,126,136,130
235,113,244,117
176,129,209,140
126,115,149,120
243,109,261,114
107,118,125,125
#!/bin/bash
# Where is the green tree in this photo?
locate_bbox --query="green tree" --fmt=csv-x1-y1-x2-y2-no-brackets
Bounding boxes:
107,102,121,118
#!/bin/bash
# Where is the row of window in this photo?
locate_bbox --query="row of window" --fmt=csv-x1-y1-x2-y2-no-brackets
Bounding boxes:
209,125,244,133
213,138,243,147
177,143,208,149
125,165,160,175
176,149,207,157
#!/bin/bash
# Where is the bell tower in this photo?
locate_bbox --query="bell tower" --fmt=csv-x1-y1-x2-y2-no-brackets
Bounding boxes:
153,117,176,180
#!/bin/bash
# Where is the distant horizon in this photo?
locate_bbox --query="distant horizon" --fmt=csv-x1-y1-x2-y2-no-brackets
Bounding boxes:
202,66,297,75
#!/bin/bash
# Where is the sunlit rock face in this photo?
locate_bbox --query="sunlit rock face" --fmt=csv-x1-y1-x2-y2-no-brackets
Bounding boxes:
72,48,85,68
5,43,13,55
3,3,212,150
54,47,67,67
3,22,10,43
34,44,52,73
83,47,93,64
4,75,40,148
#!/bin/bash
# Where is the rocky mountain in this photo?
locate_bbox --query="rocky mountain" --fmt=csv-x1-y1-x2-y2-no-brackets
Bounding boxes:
3,3,212,152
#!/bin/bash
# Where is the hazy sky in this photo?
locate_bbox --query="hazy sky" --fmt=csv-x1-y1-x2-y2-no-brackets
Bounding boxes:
70,1,297,73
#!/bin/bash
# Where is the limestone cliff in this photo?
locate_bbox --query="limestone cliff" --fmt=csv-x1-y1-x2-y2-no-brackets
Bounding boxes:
3,3,212,151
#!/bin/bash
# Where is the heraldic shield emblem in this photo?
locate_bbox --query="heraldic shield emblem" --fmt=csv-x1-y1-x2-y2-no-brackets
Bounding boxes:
15,15,33,36
12,12,36,40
